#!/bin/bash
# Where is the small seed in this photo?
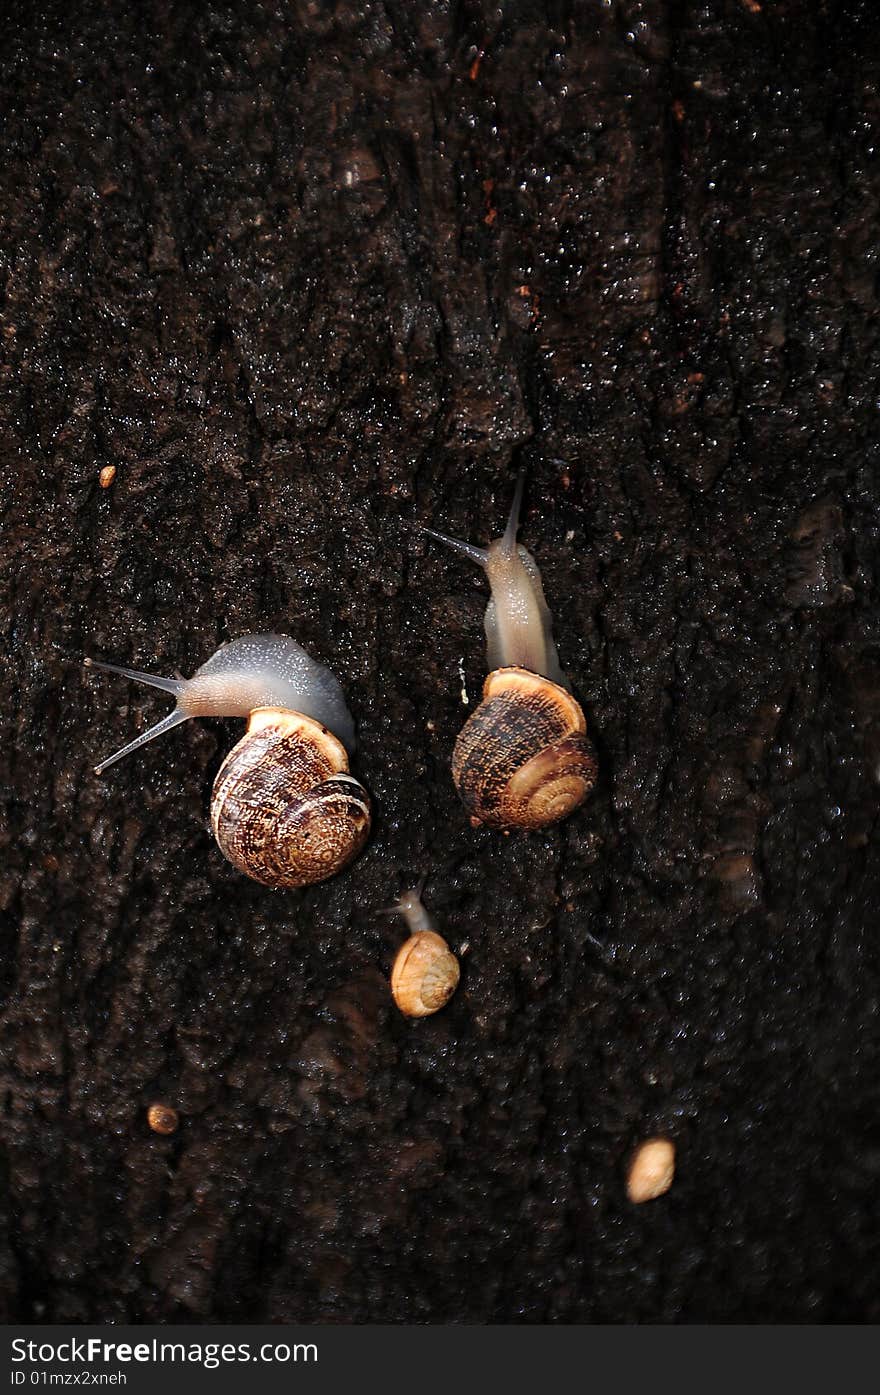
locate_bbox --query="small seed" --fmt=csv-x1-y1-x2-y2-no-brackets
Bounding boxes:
626,1137,675,1203
99,465,116,488
147,1102,179,1136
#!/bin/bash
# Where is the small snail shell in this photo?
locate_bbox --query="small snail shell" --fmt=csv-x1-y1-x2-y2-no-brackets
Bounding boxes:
146,1102,179,1136
391,933,460,1017
85,634,371,888
387,887,460,1018
419,471,597,829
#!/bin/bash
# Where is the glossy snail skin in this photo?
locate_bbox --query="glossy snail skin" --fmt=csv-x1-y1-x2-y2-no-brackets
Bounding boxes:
85,634,370,888
421,470,568,687
422,472,597,830
387,887,460,1018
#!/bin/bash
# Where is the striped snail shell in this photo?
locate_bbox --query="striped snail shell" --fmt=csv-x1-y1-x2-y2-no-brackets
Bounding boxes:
210,708,370,888
452,666,596,829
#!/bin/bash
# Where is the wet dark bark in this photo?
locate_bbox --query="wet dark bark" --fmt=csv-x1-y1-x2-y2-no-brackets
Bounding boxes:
1,0,879,1322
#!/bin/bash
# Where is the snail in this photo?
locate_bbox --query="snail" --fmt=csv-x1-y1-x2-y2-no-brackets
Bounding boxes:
84,634,371,888
146,1102,180,1136
385,885,460,1018
419,470,597,829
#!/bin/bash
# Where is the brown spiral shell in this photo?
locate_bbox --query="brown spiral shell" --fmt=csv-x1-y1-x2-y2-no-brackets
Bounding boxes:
391,931,460,1017
451,666,597,830
210,708,371,888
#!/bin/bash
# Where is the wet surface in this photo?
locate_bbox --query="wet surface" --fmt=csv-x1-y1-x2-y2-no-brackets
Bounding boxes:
1,0,879,1322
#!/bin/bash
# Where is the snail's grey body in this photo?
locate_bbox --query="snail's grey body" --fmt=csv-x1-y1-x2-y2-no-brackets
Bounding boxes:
392,886,434,935
86,633,356,774
183,636,356,751
421,469,569,689
483,542,566,687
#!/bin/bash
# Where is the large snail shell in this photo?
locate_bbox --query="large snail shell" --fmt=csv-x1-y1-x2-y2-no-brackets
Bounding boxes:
210,708,371,888
391,931,460,1017
451,666,597,830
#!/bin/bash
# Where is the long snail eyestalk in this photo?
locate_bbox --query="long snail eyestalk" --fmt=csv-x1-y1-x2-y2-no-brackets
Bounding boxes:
419,471,597,829
84,634,371,888
386,886,460,1018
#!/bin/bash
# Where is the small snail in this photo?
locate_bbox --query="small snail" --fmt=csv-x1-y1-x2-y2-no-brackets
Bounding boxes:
420,471,597,829
146,1102,179,1136
386,886,460,1018
84,634,371,888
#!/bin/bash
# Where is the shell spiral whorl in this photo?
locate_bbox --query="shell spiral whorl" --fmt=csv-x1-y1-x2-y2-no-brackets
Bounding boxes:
451,667,597,830
210,709,371,888
391,931,460,1017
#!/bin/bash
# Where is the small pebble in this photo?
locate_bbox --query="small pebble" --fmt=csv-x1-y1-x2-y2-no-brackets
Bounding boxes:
99,465,116,488
147,1102,179,1136
626,1136,675,1203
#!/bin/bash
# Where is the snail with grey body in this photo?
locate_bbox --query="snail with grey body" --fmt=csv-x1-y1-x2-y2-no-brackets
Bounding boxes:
85,634,371,888
421,471,597,829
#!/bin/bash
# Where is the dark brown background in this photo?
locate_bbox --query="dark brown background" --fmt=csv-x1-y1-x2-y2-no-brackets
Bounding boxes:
1,0,878,1322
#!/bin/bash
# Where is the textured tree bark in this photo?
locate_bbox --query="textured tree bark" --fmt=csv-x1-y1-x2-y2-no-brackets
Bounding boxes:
1,0,878,1322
